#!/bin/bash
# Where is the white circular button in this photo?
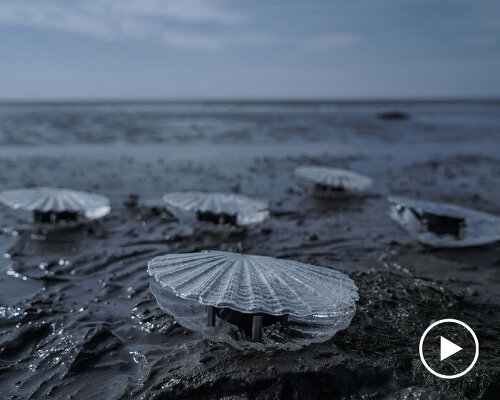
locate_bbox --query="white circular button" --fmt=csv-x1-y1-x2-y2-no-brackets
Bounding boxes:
419,318,479,379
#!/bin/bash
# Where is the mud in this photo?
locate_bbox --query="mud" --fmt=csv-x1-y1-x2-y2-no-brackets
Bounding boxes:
0,101,499,399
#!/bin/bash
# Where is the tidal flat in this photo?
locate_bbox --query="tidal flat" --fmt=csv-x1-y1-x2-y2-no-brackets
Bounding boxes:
0,101,499,399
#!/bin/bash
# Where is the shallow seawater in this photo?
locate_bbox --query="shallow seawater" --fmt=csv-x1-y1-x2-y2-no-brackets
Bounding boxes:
0,101,499,399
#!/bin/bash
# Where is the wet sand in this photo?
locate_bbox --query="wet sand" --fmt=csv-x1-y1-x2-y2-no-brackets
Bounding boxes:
0,101,499,399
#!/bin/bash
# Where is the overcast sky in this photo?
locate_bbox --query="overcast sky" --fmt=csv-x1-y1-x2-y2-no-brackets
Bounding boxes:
0,0,499,100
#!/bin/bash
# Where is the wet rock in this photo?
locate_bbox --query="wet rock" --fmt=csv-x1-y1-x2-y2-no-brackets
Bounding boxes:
377,111,410,121
141,271,499,400
124,193,140,208
386,386,462,400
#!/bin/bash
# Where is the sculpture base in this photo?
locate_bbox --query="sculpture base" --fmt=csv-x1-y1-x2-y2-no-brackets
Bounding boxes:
314,183,345,194
207,306,288,341
196,211,237,226
33,210,80,224
420,212,465,238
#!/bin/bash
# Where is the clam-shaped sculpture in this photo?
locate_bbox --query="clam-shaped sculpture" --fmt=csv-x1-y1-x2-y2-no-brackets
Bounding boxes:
294,166,372,196
0,187,111,225
148,251,358,351
162,192,269,228
388,196,500,247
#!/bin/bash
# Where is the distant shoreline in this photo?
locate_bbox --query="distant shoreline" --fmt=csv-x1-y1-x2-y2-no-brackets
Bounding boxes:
0,98,500,106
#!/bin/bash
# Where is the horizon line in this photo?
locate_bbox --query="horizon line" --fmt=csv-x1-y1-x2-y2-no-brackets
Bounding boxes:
1,96,500,105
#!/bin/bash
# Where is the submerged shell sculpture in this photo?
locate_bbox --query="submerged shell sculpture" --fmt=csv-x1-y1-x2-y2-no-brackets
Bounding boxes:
0,187,111,225
294,166,372,196
162,192,269,227
148,251,358,350
388,196,500,247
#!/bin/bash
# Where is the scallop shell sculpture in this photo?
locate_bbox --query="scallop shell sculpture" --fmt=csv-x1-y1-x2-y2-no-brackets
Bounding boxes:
388,196,500,247
294,166,372,196
162,192,269,228
148,251,358,351
0,187,111,225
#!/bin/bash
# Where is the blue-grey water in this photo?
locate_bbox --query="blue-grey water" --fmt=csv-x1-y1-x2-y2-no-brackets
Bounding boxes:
0,101,499,399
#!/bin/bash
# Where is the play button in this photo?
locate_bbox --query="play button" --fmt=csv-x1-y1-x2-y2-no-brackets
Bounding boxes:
419,319,479,379
440,336,462,361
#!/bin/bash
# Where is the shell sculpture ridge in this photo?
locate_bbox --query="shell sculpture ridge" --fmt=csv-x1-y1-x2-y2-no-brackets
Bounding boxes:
0,187,111,225
162,191,269,228
388,196,500,247
148,251,359,350
294,166,372,196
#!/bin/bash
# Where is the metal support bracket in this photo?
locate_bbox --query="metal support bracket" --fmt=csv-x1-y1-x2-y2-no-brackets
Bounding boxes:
207,306,216,327
251,315,263,341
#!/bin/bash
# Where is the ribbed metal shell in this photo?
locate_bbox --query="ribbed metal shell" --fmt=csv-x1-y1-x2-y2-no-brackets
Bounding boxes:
148,251,358,317
294,166,372,192
162,192,269,226
163,192,267,215
388,196,500,247
389,196,490,219
0,187,110,219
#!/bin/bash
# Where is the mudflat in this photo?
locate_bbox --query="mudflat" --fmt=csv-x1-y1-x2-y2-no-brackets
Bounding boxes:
0,101,499,399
